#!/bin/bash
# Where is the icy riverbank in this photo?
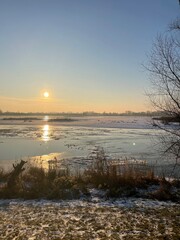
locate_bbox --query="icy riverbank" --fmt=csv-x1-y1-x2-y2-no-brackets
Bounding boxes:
0,198,179,240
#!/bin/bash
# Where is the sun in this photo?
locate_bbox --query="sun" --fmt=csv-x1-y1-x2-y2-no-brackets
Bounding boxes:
43,91,49,98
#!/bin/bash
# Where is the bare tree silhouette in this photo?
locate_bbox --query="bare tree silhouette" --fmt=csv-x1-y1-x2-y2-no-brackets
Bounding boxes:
146,18,180,171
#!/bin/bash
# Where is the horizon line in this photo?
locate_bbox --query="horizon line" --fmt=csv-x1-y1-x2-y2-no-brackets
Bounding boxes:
0,110,161,115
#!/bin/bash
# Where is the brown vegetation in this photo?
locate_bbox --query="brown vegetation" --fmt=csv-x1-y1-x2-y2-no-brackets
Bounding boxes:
0,149,179,201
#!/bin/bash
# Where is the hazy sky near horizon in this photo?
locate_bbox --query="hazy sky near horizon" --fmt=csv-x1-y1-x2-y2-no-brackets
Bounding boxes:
0,0,179,113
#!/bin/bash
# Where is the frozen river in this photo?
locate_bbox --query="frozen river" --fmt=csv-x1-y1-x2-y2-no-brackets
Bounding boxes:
0,116,175,174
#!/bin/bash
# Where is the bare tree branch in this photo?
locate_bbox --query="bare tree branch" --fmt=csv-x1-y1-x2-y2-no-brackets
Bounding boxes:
146,23,180,171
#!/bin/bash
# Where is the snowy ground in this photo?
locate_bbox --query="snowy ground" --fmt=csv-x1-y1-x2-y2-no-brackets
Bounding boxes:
0,198,179,240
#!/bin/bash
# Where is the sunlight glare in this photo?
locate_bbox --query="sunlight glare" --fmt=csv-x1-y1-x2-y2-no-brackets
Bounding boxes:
43,91,49,98
42,124,50,142
43,115,49,121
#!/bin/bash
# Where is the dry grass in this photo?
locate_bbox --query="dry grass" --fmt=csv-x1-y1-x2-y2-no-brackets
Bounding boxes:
85,148,159,197
0,148,179,201
0,164,88,200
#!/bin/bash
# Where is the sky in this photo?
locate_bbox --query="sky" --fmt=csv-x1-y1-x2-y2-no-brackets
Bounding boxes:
0,0,179,113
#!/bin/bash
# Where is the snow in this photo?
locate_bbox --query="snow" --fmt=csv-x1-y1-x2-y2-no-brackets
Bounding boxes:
0,198,179,239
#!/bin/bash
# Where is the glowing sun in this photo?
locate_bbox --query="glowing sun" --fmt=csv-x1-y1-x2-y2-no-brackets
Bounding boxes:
43,91,49,98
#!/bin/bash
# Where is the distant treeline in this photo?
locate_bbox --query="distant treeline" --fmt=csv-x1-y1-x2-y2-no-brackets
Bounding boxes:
0,110,163,117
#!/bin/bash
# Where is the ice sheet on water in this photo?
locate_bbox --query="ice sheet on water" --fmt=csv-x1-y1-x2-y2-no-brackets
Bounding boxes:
0,116,172,172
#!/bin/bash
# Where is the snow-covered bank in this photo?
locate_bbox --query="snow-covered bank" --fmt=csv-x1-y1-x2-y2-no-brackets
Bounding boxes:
0,198,179,240
0,197,178,209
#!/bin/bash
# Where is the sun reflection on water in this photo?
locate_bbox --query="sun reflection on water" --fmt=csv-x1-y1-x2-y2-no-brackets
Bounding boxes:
30,153,63,170
42,124,50,142
43,115,49,121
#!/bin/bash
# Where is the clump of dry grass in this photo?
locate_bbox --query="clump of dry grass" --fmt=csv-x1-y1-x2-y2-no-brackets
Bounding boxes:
84,148,159,197
0,162,88,199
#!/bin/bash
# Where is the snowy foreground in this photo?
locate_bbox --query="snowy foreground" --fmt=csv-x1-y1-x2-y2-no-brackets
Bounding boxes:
0,197,179,240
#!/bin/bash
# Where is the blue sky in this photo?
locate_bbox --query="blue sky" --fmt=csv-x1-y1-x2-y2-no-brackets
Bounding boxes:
0,0,179,112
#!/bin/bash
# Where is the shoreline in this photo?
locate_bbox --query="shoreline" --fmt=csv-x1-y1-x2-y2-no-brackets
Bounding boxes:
0,116,155,129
